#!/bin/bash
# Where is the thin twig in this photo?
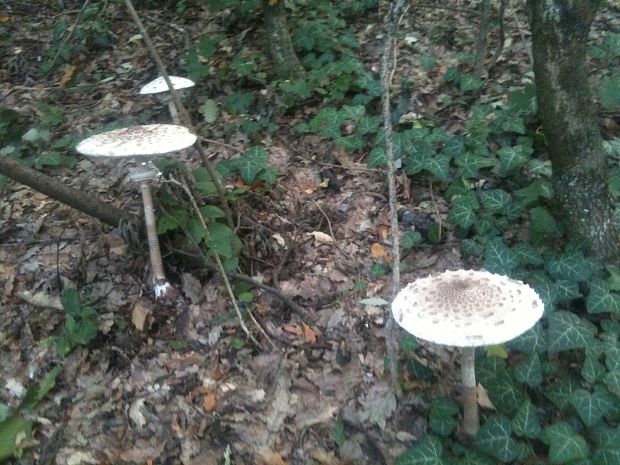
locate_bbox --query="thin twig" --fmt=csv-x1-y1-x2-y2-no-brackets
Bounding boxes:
123,0,235,230
168,175,276,350
198,136,245,154
312,200,336,241
317,161,380,173
381,0,407,399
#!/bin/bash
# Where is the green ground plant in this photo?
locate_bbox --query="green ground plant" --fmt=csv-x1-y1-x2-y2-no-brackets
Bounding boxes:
49,289,99,357
0,368,60,461
388,84,620,464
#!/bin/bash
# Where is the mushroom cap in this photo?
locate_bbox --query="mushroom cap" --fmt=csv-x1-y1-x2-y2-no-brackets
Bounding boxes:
139,76,195,95
76,124,197,158
392,269,543,347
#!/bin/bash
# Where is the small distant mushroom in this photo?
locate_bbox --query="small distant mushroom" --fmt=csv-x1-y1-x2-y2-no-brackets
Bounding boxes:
392,269,543,436
139,76,195,124
76,124,197,298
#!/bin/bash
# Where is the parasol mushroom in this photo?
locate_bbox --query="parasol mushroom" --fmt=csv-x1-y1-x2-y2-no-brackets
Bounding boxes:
392,269,544,436
76,124,197,298
139,76,195,124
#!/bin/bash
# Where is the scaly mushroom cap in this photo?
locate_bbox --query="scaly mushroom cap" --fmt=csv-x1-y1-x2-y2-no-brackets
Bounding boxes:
392,270,543,347
139,76,195,95
76,124,197,158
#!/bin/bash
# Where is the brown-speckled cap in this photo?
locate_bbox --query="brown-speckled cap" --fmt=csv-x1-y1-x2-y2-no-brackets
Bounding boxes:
76,124,196,158
392,269,543,347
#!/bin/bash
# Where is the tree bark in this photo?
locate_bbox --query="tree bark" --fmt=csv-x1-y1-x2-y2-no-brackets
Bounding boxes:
262,0,304,79
0,157,132,228
528,0,620,262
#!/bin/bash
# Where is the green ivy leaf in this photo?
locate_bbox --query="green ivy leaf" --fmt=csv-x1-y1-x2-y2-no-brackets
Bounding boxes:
235,146,269,183
401,231,422,250
512,243,544,266
587,280,620,314
529,206,562,244
459,74,484,93
501,116,526,134
395,435,444,465
309,107,343,139
515,179,554,204
513,353,543,387
223,92,255,116
555,279,581,300
546,248,598,282
582,352,606,383
340,104,366,121
368,147,387,168
508,323,547,354
399,333,418,352
497,146,529,174
476,357,526,415
606,346,620,371
423,153,451,181
479,189,511,212
527,158,552,177
442,135,465,157
447,192,479,229
429,397,459,437
484,237,519,275
455,151,495,178
543,422,589,464
356,115,381,135
547,311,597,352
475,415,520,462
570,388,614,427
545,378,580,411
604,371,620,398
512,400,542,439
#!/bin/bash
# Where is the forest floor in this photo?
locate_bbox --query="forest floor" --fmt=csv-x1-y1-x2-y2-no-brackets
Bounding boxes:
0,1,578,464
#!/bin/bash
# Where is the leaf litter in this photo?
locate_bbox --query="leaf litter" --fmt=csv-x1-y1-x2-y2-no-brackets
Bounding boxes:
0,1,527,464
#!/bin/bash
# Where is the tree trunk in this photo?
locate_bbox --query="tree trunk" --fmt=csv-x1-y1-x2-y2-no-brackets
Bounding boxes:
0,157,133,228
528,0,619,262
262,0,304,79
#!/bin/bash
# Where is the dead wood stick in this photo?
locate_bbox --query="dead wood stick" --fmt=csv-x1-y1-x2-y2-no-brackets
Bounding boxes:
381,0,407,399
0,157,132,228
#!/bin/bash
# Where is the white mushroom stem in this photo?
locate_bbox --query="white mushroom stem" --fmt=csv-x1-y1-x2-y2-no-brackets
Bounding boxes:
138,180,170,296
461,346,479,436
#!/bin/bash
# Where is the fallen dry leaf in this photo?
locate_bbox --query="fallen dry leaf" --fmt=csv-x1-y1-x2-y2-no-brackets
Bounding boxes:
132,300,152,332
308,231,334,244
203,389,217,412
370,242,388,258
256,449,288,465
282,323,303,336
477,384,495,410
303,323,317,345
60,64,77,85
